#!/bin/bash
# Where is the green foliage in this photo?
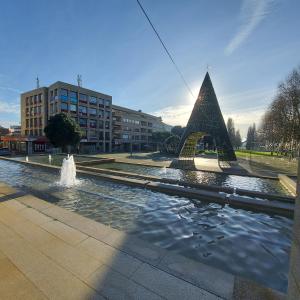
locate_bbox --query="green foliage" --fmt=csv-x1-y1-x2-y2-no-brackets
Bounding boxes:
171,125,185,137
44,113,81,150
0,126,9,136
152,131,172,143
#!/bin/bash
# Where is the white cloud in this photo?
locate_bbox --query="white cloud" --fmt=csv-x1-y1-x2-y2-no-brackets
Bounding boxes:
225,0,275,55
0,100,20,114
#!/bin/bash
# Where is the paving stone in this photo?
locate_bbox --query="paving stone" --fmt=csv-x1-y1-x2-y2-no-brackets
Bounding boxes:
18,207,53,225
0,257,47,300
132,263,220,300
0,185,17,195
159,251,234,299
78,237,142,277
40,219,88,246
233,277,285,300
0,227,102,300
17,195,53,211
0,205,29,226
287,272,300,300
6,219,58,249
113,235,167,266
289,238,300,290
86,264,163,300
2,199,27,211
40,238,102,279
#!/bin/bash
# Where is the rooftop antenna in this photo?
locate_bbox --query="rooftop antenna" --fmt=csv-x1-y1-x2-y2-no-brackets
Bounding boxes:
77,74,82,87
36,76,40,89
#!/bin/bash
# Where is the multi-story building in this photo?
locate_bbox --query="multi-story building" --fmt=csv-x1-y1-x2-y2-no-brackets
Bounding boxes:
9,125,21,135
20,81,171,154
47,82,112,153
112,105,171,152
21,81,112,153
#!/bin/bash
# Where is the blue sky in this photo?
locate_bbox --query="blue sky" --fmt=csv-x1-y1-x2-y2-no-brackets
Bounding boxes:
0,0,299,137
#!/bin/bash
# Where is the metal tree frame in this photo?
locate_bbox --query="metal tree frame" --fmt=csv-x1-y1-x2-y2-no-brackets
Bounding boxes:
177,72,236,161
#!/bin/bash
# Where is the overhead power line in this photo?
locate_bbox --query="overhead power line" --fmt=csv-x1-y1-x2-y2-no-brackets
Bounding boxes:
136,0,195,99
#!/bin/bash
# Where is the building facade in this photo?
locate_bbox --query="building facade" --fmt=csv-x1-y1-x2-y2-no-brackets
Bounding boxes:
47,82,112,153
112,105,171,152
20,81,170,154
21,82,112,153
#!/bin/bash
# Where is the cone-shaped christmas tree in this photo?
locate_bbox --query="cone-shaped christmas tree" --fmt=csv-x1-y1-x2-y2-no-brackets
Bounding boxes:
178,72,236,161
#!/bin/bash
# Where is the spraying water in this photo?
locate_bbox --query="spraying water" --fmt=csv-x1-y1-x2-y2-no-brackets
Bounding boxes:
59,155,77,187
25,156,28,162
48,154,52,164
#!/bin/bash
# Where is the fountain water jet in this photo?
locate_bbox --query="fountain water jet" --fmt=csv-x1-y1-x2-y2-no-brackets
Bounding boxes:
48,154,52,164
59,155,77,187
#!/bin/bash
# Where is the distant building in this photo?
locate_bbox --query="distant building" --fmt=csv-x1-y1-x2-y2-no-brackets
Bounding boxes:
9,125,21,135
112,105,171,152
19,81,170,154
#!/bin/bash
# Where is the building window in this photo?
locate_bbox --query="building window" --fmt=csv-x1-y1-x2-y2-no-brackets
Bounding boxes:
79,105,87,115
61,102,68,112
79,118,87,127
30,96,33,105
26,108,29,116
99,120,104,129
34,95,37,104
79,93,87,103
89,96,97,105
148,122,153,127
38,94,42,103
39,118,42,126
89,119,97,128
99,109,104,118
26,119,29,127
105,121,110,129
122,134,129,140
60,89,68,101
54,89,58,100
70,104,77,112
105,99,110,106
26,97,29,106
99,98,104,106
105,110,110,119
89,108,97,116
69,91,77,103
105,132,110,140
99,131,104,140
89,130,97,139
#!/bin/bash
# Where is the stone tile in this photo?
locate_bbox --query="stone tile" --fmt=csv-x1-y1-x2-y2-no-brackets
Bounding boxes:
40,220,88,246
0,228,102,300
112,235,167,266
287,272,300,300
17,195,53,211
132,263,220,300
0,257,47,300
6,220,58,249
2,199,27,211
86,264,163,300
40,238,102,279
0,249,6,259
0,205,29,226
233,277,285,300
0,185,17,195
18,207,53,225
289,238,300,290
78,237,142,277
159,251,234,299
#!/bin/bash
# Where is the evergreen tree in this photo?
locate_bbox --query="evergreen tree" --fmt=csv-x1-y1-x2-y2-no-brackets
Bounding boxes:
226,118,236,147
235,130,242,149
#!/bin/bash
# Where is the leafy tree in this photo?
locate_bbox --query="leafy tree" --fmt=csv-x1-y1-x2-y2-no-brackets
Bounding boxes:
44,113,81,152
171,125,185,137
152,131,172,143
